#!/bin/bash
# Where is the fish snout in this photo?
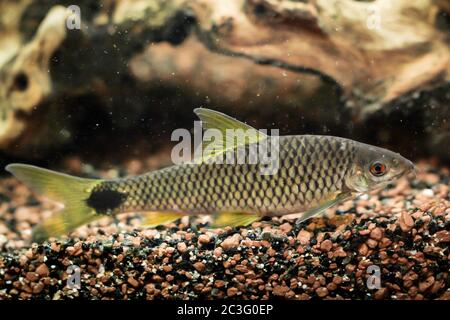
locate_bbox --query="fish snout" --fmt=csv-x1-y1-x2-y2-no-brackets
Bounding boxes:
405,160,417,178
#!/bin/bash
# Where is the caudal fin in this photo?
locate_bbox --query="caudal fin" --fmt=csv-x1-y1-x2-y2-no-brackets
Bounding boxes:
5,164,102,243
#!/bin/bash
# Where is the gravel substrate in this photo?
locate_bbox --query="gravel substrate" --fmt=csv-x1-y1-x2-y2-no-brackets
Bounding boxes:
0,157,449,300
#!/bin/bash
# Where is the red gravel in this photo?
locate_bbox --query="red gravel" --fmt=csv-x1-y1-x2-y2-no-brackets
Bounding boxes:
0,158,448,300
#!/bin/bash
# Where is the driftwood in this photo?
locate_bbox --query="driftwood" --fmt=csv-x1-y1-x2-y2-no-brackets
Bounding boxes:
0,0,449,159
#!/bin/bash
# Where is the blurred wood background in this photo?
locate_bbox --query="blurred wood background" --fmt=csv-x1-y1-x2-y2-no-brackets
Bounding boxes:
0,0,449,161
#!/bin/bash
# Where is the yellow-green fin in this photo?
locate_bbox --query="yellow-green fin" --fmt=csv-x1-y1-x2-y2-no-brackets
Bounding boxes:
295,192,352,225
210,211,260,228
193,108,267,162
141,211,184,228
5,163,102,243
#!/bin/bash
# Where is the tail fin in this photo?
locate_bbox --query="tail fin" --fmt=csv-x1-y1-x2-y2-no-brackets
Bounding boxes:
5,164,102,243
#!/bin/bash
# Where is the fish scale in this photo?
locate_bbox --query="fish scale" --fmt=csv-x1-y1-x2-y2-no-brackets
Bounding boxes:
91,135,356,216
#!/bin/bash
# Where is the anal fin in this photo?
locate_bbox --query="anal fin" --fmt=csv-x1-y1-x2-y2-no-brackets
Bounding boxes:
32,209,98,243
210,211,260,228
141,211,184,228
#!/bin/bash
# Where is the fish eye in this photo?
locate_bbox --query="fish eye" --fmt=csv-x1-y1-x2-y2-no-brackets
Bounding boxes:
370,162,386,176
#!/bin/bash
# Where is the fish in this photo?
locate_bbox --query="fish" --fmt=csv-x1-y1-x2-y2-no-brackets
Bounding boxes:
5,108,415,243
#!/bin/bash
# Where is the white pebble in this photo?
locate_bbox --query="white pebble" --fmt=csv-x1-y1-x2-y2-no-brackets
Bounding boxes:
421,189,434,197
359,194,369,200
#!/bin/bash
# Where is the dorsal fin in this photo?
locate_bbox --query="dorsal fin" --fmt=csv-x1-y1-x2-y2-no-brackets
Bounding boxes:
193,108,267,162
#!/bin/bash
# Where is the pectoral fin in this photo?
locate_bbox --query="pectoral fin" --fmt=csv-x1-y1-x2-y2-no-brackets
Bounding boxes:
295,192,352,225
141,211,184,228
210,211,260,228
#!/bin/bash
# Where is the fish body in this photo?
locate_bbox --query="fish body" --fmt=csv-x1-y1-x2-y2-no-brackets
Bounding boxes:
93,135,354,217
6,109,414,242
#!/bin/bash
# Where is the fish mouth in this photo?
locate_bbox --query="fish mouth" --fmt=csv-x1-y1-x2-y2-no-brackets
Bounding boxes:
392,160,416,180
392,169,412,181
404,161,417,179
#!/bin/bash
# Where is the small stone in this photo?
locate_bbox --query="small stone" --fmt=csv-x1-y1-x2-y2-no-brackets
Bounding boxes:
358,243,369,256
298,293,310,300
166,247,175,254
438,291,450,300
345,264,355,273
279,223,292,234
370,227,383,241
142,229,158,239
197,234,211,245
398,211,414,232
431,280,444,294
125,159,142,175
32,283,45,294
334,247,347,258
15,207,35,222
50,242,60,252
403,270,418,285
296,230,311,245
326,282,337,291
35,264,49,277
435,230,450,243
320,239,333,252
359,229,371,236
213,247,223,258
221,234,242,251
374,288,388,300
272,285,290,297
315,287,328,298
193,262,206,272
66,246,76,255
177,242,187,253
267,247,276,257
25,249,34,259
145,283,155,294
131,237,141,247
215,280,226,288
332,276,343,285
418,276,434,292
19,255,28,266
421,189,434,197
227,287,239,297
379,237,392,248
366,239,378,249
127,277,139,288
25,272,39,282
162,265,173,273
423,173,439,185
235,265,248,273
0,223,8,234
